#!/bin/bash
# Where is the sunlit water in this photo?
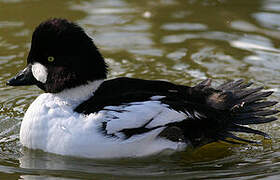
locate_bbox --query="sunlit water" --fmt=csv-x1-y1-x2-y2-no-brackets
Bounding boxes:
1,0,280,179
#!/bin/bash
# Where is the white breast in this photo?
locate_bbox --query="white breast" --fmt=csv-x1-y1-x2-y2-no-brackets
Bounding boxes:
20,93,187,158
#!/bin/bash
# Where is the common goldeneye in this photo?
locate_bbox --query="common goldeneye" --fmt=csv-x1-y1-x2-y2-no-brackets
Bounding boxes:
7,18,279,158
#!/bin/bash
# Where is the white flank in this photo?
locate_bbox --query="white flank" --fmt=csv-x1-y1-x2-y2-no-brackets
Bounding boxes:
31,63,48,83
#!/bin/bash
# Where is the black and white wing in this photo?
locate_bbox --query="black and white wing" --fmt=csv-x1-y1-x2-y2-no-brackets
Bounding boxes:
75,78,279,147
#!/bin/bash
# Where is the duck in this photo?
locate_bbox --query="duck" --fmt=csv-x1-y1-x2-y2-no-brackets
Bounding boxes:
7,18,279,158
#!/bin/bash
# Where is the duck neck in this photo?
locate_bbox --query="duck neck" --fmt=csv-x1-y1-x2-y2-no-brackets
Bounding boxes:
54,79,104,103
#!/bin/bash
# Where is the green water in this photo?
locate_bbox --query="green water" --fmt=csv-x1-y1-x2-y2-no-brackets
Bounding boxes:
1,0,280,179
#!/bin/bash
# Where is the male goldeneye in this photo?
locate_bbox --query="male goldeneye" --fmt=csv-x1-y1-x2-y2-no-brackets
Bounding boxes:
7,18,279,158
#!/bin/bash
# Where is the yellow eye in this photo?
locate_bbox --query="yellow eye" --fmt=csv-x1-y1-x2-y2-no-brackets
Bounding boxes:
48,56,55,62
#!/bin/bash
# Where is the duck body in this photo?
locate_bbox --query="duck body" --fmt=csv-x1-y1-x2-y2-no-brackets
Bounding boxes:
21,92,179,158
20,79,187,158
20,77,193,158
7,18,278,158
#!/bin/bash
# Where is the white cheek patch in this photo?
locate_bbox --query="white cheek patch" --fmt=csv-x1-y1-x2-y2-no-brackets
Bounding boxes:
31,63,48,83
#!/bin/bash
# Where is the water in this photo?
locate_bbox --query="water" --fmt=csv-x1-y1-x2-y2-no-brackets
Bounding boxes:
1,0,280,179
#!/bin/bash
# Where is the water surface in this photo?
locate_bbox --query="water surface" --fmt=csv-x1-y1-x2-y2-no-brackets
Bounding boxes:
1,0,280,179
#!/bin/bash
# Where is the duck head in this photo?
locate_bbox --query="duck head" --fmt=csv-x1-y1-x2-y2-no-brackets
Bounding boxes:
7,18,108,93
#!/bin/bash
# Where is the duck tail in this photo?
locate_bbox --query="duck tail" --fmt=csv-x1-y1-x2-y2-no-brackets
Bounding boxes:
202,79,279,144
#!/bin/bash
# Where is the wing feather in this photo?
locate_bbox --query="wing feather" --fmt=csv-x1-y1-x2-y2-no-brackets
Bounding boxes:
102,99,191,136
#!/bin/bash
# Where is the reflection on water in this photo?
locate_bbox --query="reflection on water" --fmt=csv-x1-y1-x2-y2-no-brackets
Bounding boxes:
1,0,280,179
